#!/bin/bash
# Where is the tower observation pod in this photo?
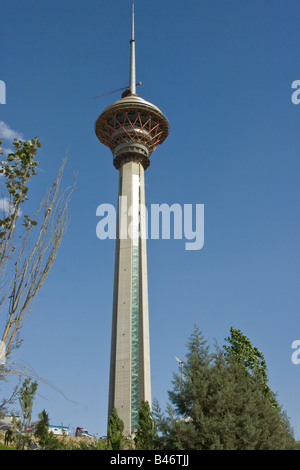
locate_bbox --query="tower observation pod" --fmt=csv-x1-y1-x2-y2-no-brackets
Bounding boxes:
95,2,169,434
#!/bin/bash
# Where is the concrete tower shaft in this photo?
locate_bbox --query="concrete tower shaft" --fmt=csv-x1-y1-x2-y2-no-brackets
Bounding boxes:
108,159,150,433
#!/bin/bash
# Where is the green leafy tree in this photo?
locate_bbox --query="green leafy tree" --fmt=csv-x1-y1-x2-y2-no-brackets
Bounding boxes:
0,137,74,381
134,400,156,450
107,408,125,450
224,326,278,407
154,325,296,450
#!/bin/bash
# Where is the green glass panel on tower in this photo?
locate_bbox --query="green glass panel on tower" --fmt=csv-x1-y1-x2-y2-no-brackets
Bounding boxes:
131,173,140,430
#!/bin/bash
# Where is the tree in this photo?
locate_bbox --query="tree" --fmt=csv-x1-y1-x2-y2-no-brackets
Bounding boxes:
134,400,156,450
18,377,38,431
152,399,182,450
34,410,66,450
34,409,50,449
154,325,296,450
34,409,62,450
0,137,74,375
107,408,125,450
224,326,278,408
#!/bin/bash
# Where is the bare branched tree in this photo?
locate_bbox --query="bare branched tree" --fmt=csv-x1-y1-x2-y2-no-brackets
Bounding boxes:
0,137,75,369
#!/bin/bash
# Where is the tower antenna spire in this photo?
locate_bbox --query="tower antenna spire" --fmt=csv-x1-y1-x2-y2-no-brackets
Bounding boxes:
130,2,136,94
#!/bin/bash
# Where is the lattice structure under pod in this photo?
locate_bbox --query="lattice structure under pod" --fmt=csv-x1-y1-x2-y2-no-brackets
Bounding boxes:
95,94,169,169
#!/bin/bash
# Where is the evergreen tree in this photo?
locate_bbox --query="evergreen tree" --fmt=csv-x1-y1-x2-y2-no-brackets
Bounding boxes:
19,378,38,431
107,408,125,450
152,399,184,450
34,409,62,450
134,400,156,450
34,409,50,449
154,325,296,450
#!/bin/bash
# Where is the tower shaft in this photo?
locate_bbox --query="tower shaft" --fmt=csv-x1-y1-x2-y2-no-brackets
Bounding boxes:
95,2,169,436
108,159,151,433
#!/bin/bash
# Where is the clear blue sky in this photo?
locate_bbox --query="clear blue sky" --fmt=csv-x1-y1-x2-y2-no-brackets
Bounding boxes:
1,0,300,438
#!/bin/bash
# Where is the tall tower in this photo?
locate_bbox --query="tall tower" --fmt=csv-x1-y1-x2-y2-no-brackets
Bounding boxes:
95,2,169,434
